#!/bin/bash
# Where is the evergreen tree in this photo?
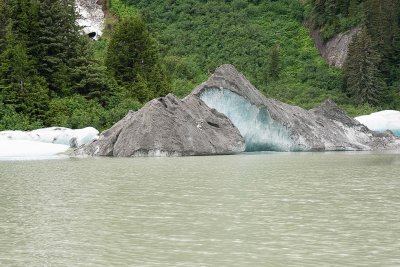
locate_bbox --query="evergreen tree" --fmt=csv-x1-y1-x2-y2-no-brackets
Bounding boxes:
106,16,158,84
344,28,386,105
71,62,118,106
268,44,280,81
365,0,400,84
0,22,49,121
0,0,11,52
35,0,84,95
105,16,170,101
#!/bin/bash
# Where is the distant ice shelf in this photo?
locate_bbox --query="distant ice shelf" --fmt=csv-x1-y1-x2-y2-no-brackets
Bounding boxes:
200,88,297,151
0,127,99,160
355,110,400,137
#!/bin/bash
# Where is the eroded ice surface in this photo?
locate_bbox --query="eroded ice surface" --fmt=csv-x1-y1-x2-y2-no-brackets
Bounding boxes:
0,127,99,160
199,88,296,151
355,110,400,137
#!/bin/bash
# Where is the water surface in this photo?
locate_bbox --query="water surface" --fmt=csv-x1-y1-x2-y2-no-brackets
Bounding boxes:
1,152,400,266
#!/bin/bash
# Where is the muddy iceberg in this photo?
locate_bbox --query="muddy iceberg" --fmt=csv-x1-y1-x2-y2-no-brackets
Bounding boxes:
193,64,400,151
77,94,245,156
78,64,400,157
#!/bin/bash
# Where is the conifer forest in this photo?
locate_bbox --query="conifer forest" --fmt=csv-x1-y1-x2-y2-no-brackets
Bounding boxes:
0,0,399,131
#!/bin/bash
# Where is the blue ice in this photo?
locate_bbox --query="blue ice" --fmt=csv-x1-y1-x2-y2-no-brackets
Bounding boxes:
200,88,298,151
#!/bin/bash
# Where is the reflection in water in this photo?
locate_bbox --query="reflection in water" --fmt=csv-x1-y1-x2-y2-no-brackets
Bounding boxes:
1,152,400,266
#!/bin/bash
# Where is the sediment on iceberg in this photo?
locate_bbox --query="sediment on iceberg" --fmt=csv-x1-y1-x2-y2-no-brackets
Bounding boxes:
192,64,400,151
76,94,245,157
77,64,400,157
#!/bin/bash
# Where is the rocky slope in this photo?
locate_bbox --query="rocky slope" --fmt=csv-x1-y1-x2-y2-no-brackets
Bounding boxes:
309,26,361,68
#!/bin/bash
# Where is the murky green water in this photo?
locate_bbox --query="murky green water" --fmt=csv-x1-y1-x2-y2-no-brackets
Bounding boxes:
1,152,400,266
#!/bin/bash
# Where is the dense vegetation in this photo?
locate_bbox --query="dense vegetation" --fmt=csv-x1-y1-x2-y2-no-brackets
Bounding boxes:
0,0,399,131
117,0,347,109
0,0,163,130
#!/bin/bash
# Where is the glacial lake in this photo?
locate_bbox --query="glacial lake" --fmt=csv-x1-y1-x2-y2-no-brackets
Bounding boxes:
1,152,400,266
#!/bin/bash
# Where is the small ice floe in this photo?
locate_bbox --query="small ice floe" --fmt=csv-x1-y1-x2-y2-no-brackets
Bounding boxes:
0,127,99,160
0,140,70,161
355,110,400,137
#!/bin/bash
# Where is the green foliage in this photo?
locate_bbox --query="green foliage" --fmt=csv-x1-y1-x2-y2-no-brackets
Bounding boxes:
0,13,145,131
106,15,171,102
0,0,143,131
365,0,400,83
116,0,346,108
344,28,386,105
2,0,399,132
310,0,365,40
46,95,104,129
32,0,83,95
106,16,156,84
310,0,400,108
268,44,281,81
0,21,49,123
0,95,43,131
109,0,137,18
45,94,141,131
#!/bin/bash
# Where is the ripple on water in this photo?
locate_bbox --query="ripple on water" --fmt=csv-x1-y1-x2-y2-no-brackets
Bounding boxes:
0,152,399,266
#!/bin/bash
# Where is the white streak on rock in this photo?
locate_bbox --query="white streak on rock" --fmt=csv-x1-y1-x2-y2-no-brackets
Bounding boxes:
76,0,105,38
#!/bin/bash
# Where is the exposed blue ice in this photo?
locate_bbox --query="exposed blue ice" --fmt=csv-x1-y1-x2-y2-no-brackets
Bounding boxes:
200,88,297,151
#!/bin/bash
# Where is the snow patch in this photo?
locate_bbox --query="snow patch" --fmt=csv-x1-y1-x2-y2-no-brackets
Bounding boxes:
76,0,105,39
355,110,400,137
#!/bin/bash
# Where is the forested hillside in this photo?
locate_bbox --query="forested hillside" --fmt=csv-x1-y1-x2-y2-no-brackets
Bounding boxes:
0,0,399,131
307,0,400,107
113,0,346,108
0,0,166,131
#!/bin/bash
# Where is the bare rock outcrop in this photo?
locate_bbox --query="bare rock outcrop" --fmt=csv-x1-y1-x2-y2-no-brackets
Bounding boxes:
310,26,361,68
77,94,245,157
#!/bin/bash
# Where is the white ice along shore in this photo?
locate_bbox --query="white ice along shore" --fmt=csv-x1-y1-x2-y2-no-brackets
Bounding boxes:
355,110,400,137
76,0,105,39
0,127,99,160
